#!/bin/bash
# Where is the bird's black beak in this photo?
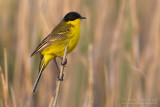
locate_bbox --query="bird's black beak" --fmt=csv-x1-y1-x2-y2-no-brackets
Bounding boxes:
79,17,86,19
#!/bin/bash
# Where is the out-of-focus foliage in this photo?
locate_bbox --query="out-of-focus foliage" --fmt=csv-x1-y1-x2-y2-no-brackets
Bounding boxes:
0,0,160,107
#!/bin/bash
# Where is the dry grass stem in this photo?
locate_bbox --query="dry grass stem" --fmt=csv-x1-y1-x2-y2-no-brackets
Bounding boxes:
49,96,54,107
87,44,94,107
0,66,9,107
4,48,8,92
10,86,17,107
0,0,160,107
52,46,68,107
104,65,109,107
0,49,9,107
126,84,132,107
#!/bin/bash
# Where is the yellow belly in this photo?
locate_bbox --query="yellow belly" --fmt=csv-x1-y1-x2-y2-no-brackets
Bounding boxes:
41,25,80,57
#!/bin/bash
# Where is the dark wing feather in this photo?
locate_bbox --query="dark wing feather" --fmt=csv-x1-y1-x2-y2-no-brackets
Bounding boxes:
31,22,70,57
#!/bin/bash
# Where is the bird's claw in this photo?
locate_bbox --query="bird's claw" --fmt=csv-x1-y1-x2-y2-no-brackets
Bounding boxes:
57,74,64,81
61,58,67,66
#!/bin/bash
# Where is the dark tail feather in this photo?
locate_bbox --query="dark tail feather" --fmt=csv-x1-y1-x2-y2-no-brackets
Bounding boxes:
32,67,43,92
30,51,37,57
32,57,45,92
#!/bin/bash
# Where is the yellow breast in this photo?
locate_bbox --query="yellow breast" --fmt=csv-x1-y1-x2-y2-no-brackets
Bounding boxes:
67,21,80,54
41,19,81,57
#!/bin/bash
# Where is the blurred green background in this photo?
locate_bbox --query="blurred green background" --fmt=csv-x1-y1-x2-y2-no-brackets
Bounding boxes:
0,0,160,107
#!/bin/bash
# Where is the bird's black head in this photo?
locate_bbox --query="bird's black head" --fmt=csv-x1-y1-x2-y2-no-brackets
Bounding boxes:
63,12,86,22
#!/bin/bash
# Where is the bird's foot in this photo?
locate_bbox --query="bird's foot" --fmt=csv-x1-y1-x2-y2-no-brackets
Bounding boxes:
61,58,67,66
57,74,64,81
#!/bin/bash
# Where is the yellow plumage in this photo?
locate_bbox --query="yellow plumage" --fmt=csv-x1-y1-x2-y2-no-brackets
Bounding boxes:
31,12,85,92
40,19,81,68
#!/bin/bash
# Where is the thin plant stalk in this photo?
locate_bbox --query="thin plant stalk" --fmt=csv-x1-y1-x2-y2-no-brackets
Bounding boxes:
52,46,68,107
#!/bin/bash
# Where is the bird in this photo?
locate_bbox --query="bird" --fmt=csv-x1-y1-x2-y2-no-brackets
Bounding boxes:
31,12,86,92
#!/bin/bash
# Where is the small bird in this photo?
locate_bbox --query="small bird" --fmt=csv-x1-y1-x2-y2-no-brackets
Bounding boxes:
31,12,86,92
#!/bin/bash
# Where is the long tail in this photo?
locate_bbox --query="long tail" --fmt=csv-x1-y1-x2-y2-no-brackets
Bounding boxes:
32,55,53,92
32,55,45,92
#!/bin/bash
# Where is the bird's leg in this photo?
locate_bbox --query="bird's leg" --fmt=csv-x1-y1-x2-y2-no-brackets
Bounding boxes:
51,54,67,65
59,57,67,81
58,74,64,81
53,58,60,73
55,56,67,66
61,57,67,66
52,54,67,81
53,58,65,81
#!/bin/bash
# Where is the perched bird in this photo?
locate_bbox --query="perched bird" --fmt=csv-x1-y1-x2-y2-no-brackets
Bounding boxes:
31,12,86,92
